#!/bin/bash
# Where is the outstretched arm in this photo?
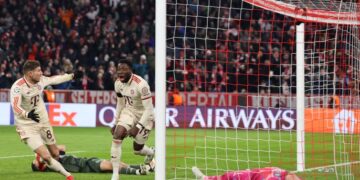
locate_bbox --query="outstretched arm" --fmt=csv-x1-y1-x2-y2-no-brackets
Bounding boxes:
41,74,74,87
192,167,205,179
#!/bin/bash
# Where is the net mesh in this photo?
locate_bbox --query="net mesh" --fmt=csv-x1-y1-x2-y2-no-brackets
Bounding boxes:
166,0,360,179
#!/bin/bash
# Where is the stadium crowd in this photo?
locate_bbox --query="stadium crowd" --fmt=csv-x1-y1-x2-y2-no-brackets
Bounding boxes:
0,0,155,90
166,0,354,95
0,0,354,95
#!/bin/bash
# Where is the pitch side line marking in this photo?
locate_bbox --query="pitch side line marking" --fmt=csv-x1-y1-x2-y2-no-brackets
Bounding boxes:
291,161,360,173
0,151,86,159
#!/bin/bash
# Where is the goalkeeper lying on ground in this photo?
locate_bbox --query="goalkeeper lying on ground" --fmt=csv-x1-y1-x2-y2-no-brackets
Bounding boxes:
31,145,154,175
192,166,302,180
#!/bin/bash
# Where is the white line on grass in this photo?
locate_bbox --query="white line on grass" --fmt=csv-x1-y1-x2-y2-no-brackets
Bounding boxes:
291,160,360,173
0,151,86,159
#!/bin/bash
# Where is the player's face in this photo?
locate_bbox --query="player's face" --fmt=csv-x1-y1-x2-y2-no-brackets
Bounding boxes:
29,67,43,83
32,160,48,171
117,63,132,83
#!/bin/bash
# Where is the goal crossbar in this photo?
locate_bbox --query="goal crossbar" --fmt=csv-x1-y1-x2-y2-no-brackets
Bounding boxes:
243,0,360,25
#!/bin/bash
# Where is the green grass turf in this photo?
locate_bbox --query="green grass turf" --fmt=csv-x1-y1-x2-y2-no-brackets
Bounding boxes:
0,126,359,179
166,129,360,179
0,126,154,180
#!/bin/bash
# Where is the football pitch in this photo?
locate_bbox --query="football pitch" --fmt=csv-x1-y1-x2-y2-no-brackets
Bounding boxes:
166,129,359,180
0,126,359,180
0,126,153,180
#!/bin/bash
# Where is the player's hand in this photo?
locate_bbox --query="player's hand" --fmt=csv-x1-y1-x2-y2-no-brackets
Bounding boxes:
72,71,83,80
129,124,143,137
27,109,40,123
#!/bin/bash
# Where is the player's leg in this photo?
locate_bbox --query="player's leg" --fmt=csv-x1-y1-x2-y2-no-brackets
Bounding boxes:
111,110,136,180
341,118,347,133
133,142,155,169
41,126,61,160
17,126,72,179
111,125,128,180
350,117,355,134
27,137,72,179
38,126,73,179
47,144,60,160
100,160,147,175
334,117,340,133
133,120,155,170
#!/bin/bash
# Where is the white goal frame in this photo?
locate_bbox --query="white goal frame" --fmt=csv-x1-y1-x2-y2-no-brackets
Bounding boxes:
156,0,360,179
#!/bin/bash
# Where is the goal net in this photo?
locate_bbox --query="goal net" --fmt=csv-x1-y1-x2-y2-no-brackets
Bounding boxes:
165,0,360,179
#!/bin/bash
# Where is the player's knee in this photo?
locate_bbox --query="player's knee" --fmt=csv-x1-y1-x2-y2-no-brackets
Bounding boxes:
112,139,122,145
112,126,127,140
113,132,127,140
133,142,144,153
41,154,52,164
50,150,59,159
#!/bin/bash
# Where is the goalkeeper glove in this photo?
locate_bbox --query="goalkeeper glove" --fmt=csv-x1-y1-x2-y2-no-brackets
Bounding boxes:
27,109,40,123
72,71,83,80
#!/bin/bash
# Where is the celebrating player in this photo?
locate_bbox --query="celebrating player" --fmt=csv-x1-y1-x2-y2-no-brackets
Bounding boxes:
10,60,78,180
192,166,302,180
110,60,155,180
31,145,155,175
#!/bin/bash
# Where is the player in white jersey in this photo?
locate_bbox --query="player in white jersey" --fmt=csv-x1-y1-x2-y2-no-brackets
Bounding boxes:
10,60,76,180
110,60,155,180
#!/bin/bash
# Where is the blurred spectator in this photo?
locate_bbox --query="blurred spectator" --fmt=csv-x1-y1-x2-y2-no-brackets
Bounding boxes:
165,0,351,96
0,71,13,88
85,5,99,20
168,89,183,106
0,0,155,90
133,54,149,82
0,0,353,96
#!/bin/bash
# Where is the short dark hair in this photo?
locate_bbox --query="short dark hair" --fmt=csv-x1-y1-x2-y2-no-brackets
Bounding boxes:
22,60,40,74
118,59,133,69
31,162,39,171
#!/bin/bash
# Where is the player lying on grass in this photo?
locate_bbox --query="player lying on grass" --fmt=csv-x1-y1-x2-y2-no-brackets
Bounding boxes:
31,145,155,175
192,166,302,180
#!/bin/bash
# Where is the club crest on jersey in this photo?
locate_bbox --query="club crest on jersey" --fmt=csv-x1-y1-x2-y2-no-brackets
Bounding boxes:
142,87,149,94
14,87,20,94
131,89,135,94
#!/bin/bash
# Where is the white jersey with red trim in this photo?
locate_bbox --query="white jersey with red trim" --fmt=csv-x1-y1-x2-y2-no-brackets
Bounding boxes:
114,74,153,120
10,74,73,126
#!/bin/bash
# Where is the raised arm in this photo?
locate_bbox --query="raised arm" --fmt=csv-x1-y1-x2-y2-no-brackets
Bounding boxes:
41,74,74,87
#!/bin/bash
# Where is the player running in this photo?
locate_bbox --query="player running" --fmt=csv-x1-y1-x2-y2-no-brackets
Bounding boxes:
110,60,155,180
192,166,302,180
10,60,78,180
